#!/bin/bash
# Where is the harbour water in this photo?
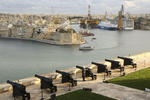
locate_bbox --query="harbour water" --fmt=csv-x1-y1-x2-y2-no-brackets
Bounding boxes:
0,25,150,83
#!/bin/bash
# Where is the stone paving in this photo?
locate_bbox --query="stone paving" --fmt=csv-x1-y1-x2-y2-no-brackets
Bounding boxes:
91,82,150,100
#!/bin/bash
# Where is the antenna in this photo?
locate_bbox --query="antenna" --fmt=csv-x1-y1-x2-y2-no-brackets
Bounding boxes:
88,4,91,19
121,4,124,15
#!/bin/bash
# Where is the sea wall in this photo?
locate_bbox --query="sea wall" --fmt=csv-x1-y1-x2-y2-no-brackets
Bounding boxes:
1,51,150,93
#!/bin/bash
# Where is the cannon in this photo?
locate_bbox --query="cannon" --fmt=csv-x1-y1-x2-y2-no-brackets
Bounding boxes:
7,80,30,100
35,74,57,93
105,59,124,72
118,56,137,68
56,70,77,87
76,66,97,81
91,62,111,76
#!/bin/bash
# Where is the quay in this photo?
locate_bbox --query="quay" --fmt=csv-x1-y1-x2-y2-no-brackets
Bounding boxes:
1,52,150,100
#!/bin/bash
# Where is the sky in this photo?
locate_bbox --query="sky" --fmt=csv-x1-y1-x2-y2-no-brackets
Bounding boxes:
0,0,150,14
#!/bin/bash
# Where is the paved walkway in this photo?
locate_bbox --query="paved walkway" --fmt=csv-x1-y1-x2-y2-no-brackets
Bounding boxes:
90,82,150,100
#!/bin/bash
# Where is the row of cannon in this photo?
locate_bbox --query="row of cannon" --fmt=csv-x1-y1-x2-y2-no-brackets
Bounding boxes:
7,56,137,100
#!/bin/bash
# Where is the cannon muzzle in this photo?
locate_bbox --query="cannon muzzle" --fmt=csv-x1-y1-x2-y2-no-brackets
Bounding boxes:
118,56,133,60
105,59,119,63
76,66,84,70
56,70,70,76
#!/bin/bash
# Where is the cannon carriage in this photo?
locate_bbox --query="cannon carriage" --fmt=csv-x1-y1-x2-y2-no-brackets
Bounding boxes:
56,70,77,87
105,59,124,72
35,74,57,93
7,80,30,100
118,56,137,68
76,66,97,81
91,62,111,76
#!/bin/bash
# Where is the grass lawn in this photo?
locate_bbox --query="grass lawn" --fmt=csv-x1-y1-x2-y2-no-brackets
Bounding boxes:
109,67,150,90
55,90,115,100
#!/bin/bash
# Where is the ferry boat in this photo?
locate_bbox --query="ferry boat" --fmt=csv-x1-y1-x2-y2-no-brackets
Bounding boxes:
97,21,118,31
97,5,134,31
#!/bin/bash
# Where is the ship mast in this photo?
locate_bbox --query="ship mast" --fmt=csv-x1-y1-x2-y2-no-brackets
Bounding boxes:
104,11,107,22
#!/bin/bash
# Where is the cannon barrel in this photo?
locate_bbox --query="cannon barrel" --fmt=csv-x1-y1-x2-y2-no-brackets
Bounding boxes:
35,74,44,79
35,74,52,82
118,56,132,60
91,62,107,67
76,66,84,70
91,62,100,66
7,80,24,88
56,70,70,76
7,80,17,86
105,59,120,63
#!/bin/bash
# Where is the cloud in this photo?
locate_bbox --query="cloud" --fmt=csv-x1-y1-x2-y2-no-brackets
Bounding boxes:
124,1,136,7
0,0,149,14
123,0,150,14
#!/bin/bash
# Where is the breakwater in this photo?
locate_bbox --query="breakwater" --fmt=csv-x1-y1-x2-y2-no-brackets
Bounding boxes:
1,51,150,94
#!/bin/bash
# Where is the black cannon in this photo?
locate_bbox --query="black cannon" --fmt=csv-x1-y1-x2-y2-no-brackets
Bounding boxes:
118,56,137,68
7,80,30,100
76,66,97,81
56,70,77,87
35,74,57,93
105,59,124,72
91,62,111,76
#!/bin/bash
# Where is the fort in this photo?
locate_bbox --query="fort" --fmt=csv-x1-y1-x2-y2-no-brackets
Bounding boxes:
0,13,85,45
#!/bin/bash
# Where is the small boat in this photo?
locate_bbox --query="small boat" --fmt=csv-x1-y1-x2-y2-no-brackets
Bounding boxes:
79,30,94,37
79,45,94,51
92,37,96,40
79,21,94,37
